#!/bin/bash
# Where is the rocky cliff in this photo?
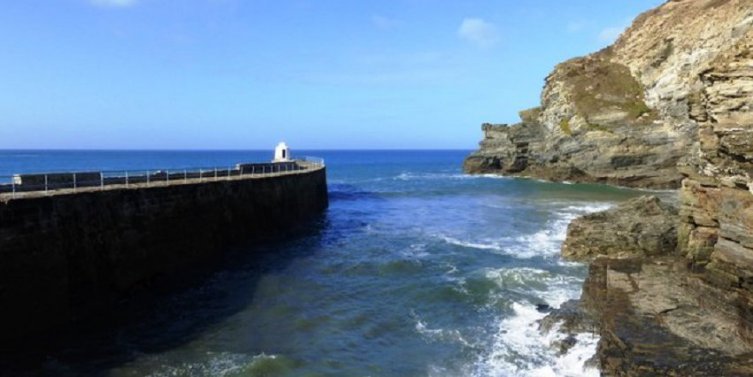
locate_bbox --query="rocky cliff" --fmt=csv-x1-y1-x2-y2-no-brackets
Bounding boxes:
496,1,753,374
465,0,753,189
553,196,753,376
545,13,753,370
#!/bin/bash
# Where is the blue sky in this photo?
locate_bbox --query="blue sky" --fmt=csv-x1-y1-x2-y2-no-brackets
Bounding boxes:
0,0,664,150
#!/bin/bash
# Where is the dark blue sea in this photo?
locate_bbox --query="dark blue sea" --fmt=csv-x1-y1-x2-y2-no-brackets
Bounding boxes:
0,150,653,376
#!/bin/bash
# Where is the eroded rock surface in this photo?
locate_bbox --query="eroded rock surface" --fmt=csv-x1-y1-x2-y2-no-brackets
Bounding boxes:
562,196,678,260
546,220,753,376
484,0,753,373
582,258,753,376
549,190,753,375
465,0,753,189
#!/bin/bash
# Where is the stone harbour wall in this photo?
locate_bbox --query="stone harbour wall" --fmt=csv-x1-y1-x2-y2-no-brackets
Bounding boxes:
0,166,328,342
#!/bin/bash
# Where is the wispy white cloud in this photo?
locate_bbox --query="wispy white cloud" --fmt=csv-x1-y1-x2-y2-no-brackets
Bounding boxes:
89,0,138,8
372,15,402,31
305,68,459,86
305,51,460,87
598,16,635,44
566,21,585,33
598,26,626,43
457,18,499,48
356,51,443,67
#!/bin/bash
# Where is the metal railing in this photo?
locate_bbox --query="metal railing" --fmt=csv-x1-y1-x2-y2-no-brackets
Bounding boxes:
0,157,325,199
298,156,325,167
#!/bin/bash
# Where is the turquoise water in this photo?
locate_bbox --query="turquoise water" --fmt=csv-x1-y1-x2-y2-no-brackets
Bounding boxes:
0,150,652,376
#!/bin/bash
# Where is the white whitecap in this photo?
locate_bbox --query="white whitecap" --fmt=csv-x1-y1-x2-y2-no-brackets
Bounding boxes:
414,313,474,349
440,235,503,252
472,301,598,377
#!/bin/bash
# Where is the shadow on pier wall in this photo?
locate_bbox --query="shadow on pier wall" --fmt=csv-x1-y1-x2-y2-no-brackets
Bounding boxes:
0,210,331,377
0,168,329,376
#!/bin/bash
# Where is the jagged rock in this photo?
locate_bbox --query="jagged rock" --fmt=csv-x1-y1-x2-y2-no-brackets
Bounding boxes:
465,0,753,189
529,1,753,374
539,299,596,336
562,196,679,260
543,257,753,376
676,0,753,326
582,258,753,377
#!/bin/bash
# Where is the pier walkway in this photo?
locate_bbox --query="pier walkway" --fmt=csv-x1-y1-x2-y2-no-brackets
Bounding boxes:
0,157,325,201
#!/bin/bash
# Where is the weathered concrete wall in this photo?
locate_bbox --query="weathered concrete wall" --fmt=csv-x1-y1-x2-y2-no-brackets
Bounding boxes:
0,167,328,341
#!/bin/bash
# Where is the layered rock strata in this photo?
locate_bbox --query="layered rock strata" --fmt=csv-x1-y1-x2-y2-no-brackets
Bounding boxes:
468,0,753,372
549,196,753,376
678,22,753,293
581,258,753,376
562,196,678,260
465,0,753,189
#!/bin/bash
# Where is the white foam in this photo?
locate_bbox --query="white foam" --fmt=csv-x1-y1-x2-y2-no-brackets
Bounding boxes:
413,313,474,349
484,267,582,308
480,174,513,180
118,352,282,377
400,242,430,259
466,203,611,376
394,171,489,181
440,236,504,252
472,301,598,377
437,203,613,260
395,172,413,181
511,203,613,257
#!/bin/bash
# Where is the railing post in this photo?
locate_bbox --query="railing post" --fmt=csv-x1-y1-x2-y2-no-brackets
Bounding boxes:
125,171,129,188
166,169,170,184
45,174,48,194
252,166,255,176
73,173,77,192
100,173,104,190
227,167,231,181
146,170,150,186
214,168,218,180
184,169,188,183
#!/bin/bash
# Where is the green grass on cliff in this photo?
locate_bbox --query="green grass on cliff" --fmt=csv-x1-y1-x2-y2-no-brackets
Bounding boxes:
559,53,655,126
519,107,542,124
704,0,731,9
585,123,615,133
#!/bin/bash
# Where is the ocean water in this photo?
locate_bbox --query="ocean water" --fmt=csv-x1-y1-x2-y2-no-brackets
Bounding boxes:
0,150,653,376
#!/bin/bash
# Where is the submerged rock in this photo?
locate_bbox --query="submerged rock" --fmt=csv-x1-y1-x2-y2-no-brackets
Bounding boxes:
562,196,679,260
535,303,552,313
